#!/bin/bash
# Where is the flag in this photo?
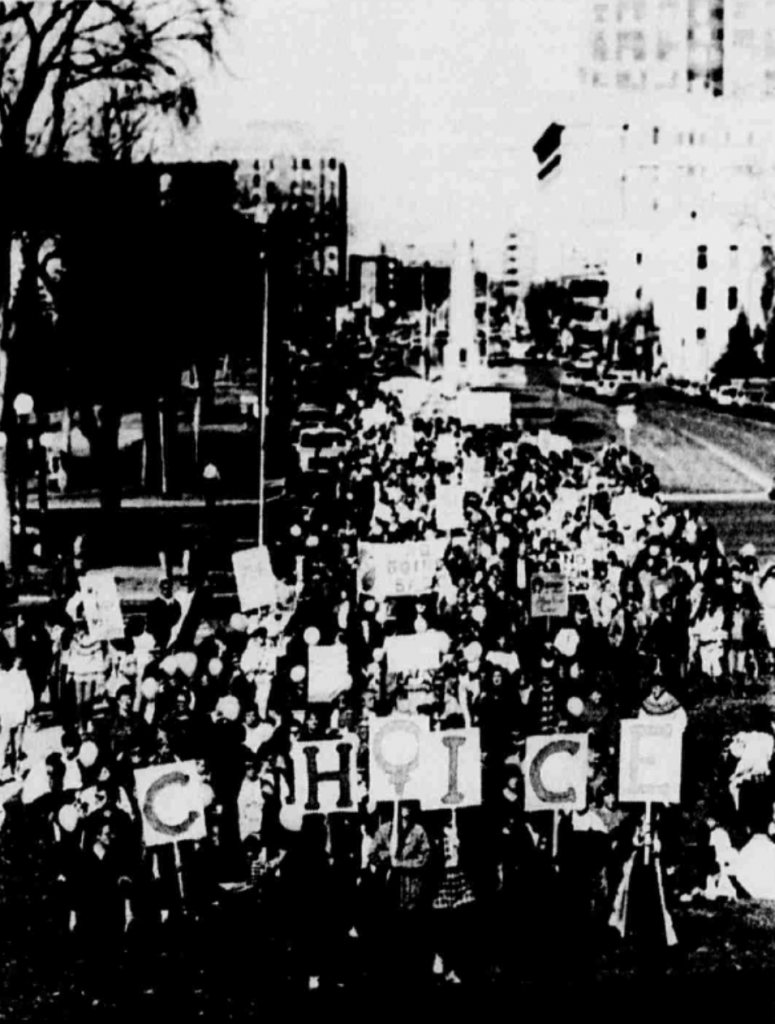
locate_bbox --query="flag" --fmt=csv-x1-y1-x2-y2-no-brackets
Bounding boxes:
533,122,564,183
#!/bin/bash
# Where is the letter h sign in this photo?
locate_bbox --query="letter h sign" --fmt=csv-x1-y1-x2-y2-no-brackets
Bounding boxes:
291,737,358,815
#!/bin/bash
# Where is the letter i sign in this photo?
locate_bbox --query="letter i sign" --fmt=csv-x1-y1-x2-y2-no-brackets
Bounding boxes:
420,729,483,810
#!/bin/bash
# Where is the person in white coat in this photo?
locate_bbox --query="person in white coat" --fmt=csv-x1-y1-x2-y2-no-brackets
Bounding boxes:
0,654,35,779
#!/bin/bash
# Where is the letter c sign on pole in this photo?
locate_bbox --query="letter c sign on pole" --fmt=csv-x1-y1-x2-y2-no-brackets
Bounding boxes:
135,761,208,847
523,734,589,813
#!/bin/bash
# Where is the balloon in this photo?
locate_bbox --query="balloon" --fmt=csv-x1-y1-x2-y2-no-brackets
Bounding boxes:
290,665,307,683
290,524,302,538
78,741,99,768
373,647,386,662
160,655,178,676
217,695,241,721
567,697,585,718
141,678,160,701
414,617,428,634
303,627,321,646
364,599,376,614
306,536,320,550
471,606,487,624
279,802,304,832
58,804,80,833
230,613,249,633
464,641,483,663
177,652,198,679
208,658,224,677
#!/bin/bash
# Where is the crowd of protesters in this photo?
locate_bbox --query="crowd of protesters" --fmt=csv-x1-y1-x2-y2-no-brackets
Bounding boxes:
0,379,773,999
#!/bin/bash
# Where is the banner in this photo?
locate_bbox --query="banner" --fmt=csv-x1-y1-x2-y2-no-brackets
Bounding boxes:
384,631,447,675
436,484,467,532
290,736,359,814
134,761,207,847
523,734,589,812
358,540,447,598
618,719,682,805
232,546,278,612
530,573,569,618
455,390,511,427
80,571,125,642
308,644,352,704
368,716,481,809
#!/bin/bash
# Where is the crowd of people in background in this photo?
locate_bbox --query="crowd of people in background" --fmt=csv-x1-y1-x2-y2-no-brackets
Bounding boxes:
0,379,774,999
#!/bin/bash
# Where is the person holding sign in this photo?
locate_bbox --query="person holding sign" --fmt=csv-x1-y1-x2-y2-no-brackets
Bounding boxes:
367,802,432,984
429,811,478,985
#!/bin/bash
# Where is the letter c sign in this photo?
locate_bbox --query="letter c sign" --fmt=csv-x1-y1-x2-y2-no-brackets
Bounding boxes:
135,761,207,847
524,734,588,812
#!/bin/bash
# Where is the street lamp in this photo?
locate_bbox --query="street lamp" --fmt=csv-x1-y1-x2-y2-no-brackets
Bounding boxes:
12,394,34,561
616,402,638,461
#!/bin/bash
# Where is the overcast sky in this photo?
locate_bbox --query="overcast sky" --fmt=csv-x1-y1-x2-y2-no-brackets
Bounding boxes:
182,0,586,269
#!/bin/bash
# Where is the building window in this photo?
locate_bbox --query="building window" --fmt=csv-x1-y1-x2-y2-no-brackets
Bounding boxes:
617,30,646,60
460,348,468,366
653,127,660,144
697,327,707,341
728,286,738,310
636,252,643,264
697,286,707,310
302,158,312,170
698,245,708,269
636,287,643,300
593,32,608,60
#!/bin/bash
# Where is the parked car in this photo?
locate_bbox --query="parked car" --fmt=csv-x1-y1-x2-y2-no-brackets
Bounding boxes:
713,385,744,408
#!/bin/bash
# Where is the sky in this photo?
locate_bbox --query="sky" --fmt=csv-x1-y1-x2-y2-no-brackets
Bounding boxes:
179,0,587,270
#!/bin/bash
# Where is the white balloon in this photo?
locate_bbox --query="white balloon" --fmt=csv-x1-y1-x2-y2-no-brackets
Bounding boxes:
78,741,99,768
290,665,307,683
567,697,585,718
465,641,483,663
230,613,249,633
177,652,198,679
303,627,321,647
218,695,241,721
471,606,487,624
58,804,80,833
208,658,224,677
279,802,304,832
141,678,160,701
160,655,178,676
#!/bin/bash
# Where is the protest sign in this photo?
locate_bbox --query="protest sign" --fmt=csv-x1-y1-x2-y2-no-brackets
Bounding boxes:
455,390,511,427
461,455,487,493
420,729,482,810
436,484,467,532
358,540,447,598
618,719,683,805
135,761,207,847
308,644,352,704
290,736,359,814
524,734,589,812
394,423,415,459
384,631,447,675
559,550,593,595
530,573,569,618
232,546,278,612
80,571,125,641
368,716,481,809
368,714,431,803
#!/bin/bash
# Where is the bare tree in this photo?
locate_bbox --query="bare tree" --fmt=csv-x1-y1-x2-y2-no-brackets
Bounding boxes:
0,0,235,566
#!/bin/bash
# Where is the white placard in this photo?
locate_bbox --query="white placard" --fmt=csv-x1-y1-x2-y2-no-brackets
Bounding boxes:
80,572,125,642
618,719,683,805
290,736,359,814
232,546,278,611
134,761,207,847
524,734,589,812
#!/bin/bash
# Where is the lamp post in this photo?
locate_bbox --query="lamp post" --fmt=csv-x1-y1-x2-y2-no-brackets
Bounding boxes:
12,393,34,562
616,402,638,462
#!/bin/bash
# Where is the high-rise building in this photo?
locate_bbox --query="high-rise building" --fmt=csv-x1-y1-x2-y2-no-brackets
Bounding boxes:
564,0,775,378
580,0,775,99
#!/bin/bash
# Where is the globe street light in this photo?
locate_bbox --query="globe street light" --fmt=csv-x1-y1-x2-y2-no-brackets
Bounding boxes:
616,402,638,461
